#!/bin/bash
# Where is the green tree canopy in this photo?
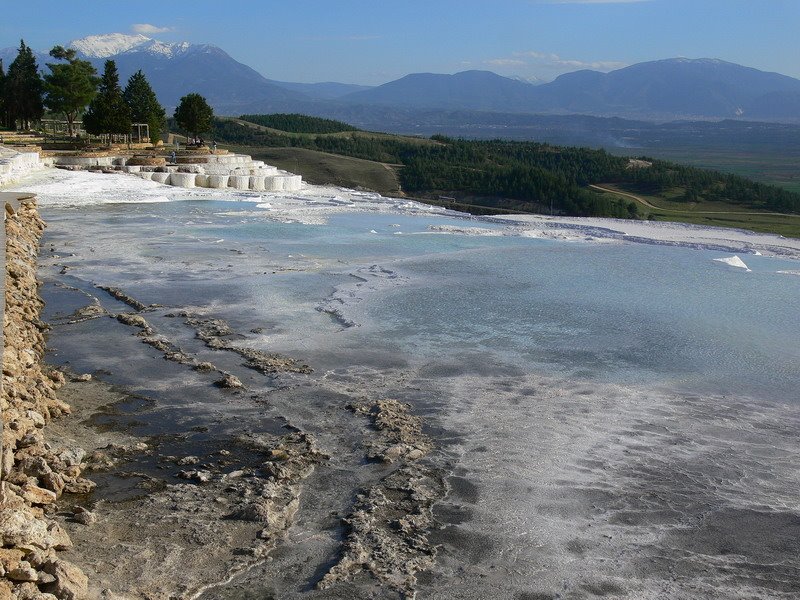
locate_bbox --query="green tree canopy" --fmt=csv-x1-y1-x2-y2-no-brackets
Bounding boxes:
83,59,131,137
3,40,45,130
174,93,213,139
0,60,6,128
123,70,165,144
43,45,99,137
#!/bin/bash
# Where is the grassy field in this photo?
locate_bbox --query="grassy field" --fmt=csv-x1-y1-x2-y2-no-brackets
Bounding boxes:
230,145,403,196
593,183,800,238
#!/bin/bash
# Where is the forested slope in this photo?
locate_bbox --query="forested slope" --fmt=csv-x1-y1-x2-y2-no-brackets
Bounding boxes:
211,115,800,219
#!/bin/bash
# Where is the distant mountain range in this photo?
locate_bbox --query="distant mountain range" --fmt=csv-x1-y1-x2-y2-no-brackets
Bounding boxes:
2,33,799,122
338,60,800,120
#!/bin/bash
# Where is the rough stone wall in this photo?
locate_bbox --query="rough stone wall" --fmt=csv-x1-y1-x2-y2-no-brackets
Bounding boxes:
1,200,89,600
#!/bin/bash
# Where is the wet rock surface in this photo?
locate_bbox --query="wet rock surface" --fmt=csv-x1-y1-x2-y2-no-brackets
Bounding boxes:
41,380,330,600
95,287,151,312
320,399,444,599
183,312,313,375
348,399,432,463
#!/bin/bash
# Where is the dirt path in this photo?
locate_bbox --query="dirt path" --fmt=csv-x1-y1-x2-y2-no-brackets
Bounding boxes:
589,184,800,217
589,184,661,209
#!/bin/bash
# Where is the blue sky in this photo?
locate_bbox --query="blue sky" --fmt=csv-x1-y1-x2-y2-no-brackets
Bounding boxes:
2,0,799,84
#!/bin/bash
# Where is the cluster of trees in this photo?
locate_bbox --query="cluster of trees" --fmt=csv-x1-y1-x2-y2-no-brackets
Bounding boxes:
239,113,358,134
0,39,166,142
216,116,800,218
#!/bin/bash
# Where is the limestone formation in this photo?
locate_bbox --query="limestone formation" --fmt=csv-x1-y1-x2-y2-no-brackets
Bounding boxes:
149,172,170,185
97,286,149,311
348,399,432,463
206,175,228,189
249,176,266,191
167,173,196,188
320,399,443,598
2,198,89,598
0,148,44,187
182,312,312,374
214,373,243,389
227,175,250,190
24,143,305,194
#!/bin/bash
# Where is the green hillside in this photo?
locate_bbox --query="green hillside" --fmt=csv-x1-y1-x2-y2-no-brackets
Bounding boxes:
211,114,800,236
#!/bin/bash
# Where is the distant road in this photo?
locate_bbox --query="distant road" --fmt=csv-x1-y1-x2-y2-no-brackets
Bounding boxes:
590,184,660,209
589,184,799,217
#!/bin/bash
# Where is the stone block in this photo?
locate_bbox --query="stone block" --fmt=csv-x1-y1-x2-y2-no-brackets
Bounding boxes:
169,173,196,188
150,172,170,184
263,176,285,192
228,175,250,190
283,175,302,191
207,175,229,188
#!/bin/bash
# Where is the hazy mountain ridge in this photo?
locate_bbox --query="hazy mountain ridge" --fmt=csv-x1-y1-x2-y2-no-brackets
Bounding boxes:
341,70,541,112
342,59,800,120
2,34,799,121
534,58,800,119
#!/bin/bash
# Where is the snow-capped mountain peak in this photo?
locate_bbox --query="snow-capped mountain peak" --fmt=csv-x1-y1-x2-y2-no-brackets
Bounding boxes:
137,39,192,58
510,74,546,85
69,33,151,58
68,33,197,60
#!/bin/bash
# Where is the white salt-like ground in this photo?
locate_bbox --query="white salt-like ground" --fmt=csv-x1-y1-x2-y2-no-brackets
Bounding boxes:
492,213,800,258
10,167,800,259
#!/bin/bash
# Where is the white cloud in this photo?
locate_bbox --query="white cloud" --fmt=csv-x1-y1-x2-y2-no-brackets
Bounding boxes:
131,24,174,35
484,58,527,67
514,51,627,71
478,50,627,80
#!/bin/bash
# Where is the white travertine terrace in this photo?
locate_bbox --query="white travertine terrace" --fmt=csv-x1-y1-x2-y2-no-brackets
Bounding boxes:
39,149,304,193
0,146,46,187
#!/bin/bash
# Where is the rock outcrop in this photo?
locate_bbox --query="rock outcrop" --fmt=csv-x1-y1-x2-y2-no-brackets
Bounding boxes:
320,399,444,599
2,198,89,599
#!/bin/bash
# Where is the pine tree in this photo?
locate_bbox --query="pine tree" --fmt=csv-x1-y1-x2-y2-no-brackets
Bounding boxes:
84,60,131,138
0,60,6,129
174,93,213,140
4,40,45,130
123,70,165,144
43,46,99,137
